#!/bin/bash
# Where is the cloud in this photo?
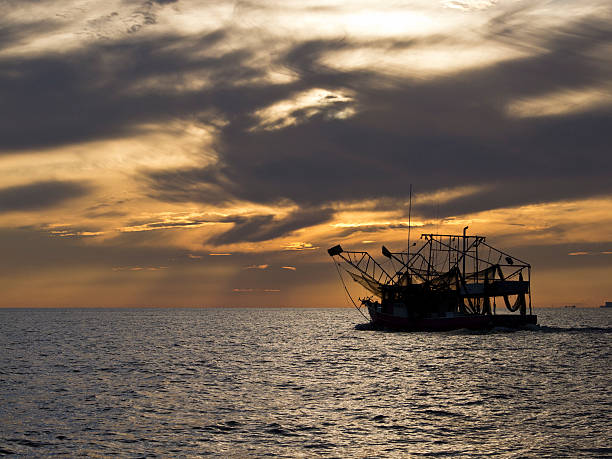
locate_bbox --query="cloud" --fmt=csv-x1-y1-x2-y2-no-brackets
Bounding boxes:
443,0,497,11
2,2,611,232
232,288,280,293
142,11,611,221
506,86,612,119
413,177,612,220
48,228,105,238
244,264,269,269
0,29,237,152
208,207,335,245
112,206,335,246
112,266,169,271
119,217,216,232
281,266,297,270
282,242,319,251
0,19,61,51
252,88,356,131
0,180,90,213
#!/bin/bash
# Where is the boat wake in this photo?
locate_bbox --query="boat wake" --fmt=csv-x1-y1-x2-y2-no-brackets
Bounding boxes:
527,325,612,334
354,322,612,334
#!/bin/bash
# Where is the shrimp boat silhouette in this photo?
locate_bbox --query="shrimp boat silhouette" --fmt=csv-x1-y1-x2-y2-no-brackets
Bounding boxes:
329,228,537,330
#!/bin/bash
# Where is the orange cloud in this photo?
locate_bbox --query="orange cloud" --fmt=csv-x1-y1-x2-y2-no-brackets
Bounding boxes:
283,242,318,251
112,266,168,271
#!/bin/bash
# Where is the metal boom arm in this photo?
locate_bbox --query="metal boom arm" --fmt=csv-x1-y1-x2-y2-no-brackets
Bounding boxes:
328,245,394,287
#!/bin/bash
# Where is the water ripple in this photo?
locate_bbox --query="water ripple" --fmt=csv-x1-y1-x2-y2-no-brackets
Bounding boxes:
0,307,610,457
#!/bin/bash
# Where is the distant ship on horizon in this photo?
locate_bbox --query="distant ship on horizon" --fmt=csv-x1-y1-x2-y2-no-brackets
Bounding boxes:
601,301,612,308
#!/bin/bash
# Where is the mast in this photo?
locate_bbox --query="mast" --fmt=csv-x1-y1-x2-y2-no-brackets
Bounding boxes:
462,226,468,278
407,184,413,259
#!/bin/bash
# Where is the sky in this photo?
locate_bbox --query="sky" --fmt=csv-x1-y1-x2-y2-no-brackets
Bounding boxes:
0,0,610,308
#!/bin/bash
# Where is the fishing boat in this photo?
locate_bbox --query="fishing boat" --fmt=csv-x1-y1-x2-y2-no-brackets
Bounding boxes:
328,227,537,331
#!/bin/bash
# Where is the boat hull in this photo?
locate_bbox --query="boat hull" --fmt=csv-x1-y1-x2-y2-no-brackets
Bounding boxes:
367,307,537,331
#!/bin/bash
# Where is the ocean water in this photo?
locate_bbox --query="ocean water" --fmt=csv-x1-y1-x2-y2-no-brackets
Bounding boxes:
0,307,610,457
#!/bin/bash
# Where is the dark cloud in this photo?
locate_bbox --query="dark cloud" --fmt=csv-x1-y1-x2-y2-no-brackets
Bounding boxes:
144,12,611,219
488,241,612,271
120,212,235,230
0,20,60,50
111,208,333,244
1,6,610,221
209,207,335,245
413,178,610,220
0,30,245,152
0,181,90,213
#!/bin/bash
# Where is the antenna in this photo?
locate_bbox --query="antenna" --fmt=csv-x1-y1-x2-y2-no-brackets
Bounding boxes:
407,184,413,258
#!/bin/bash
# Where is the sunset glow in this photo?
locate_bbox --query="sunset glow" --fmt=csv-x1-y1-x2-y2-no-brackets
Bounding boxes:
0,0,610,308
